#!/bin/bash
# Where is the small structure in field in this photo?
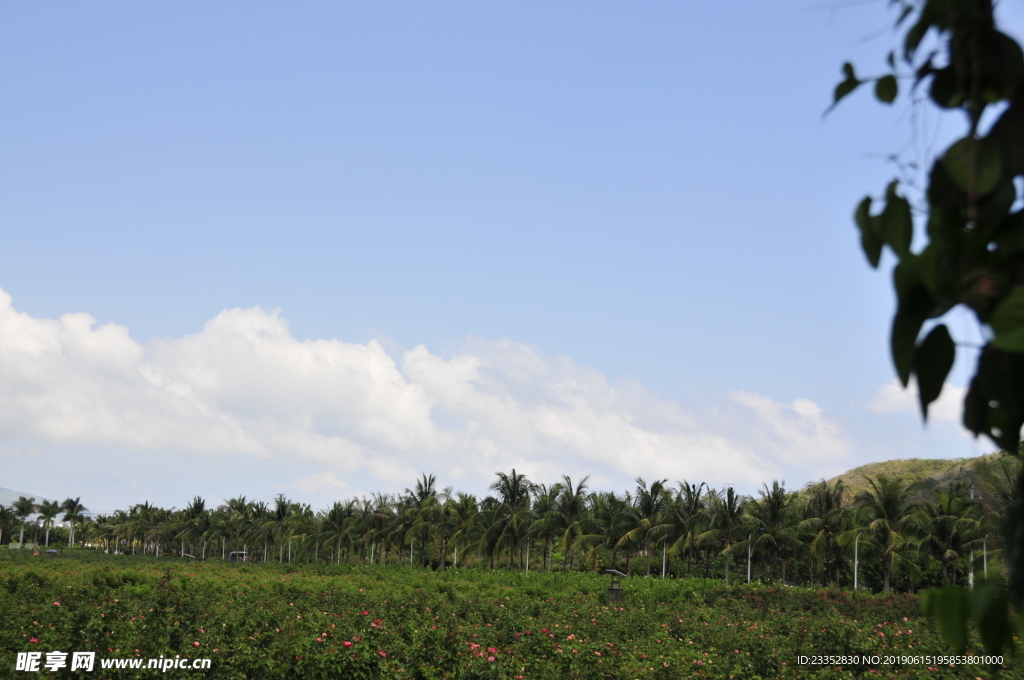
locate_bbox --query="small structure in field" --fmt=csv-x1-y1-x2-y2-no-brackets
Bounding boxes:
606,569,627,603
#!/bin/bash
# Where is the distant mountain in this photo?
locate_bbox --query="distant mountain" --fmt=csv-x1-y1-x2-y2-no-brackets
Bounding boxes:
817,451,1007,501
0,487,58,508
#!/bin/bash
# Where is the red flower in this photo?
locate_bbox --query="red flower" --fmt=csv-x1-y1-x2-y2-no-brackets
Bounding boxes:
342,641,353,648
192,642,200,648
362,611,369,615
378,650,387,658
53,602,61,606
29,638,39,644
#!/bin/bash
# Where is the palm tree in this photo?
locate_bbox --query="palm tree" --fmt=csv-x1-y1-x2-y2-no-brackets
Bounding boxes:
487,470,534,568
916,481,978,586
13,496,36,546
405,474,438,567
553,476,595,570
664,481,708,577
618,478,670,575
0,504,15,545
800,478,851,586
38,500,61,547
700,487,747,583
585,491,631,570
448,493,480,568
841,475,917,593
530,483,564,571
745,480,799,583
61,497,86,548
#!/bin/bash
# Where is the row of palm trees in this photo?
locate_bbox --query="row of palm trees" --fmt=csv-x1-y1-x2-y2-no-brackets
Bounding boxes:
0,496,86,549
5,457,1018,593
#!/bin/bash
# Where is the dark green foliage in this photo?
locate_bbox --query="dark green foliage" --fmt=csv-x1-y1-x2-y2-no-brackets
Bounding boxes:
834,0,1024,656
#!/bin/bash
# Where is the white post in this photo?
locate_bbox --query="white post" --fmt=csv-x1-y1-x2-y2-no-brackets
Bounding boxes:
454,546,458,568
969,549,975,589
854,533,861,591
747,533,753,584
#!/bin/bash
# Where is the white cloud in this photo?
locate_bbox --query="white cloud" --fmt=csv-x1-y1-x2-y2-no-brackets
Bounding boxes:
0,289,852,491
866,378,967,425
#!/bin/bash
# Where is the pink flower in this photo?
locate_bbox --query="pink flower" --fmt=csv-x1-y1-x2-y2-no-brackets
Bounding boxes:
487,656,496,662
362,611,369,615
377,650,387,658
487,647,497,653
53,602,61,606
29,638,39,644
193,642,200,648
342,641,353,648
316,638,323,642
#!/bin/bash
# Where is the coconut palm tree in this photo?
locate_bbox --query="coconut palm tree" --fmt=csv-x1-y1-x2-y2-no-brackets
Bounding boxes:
405,474,438,567
553,476,593,570
38,500,61,547
61,497,86,548
0,504,15,545
487,470,535,568
745,480,799,583
700,487,747,583
663,481,708,577
800,478,851,586
530,483,564,571
448,493,480,568
618,478,670,575
916,481,979,586
13,496,36,546
841,475,918,593
584,491,631,571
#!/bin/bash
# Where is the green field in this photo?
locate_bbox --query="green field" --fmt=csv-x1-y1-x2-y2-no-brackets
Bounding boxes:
0,551,1012,679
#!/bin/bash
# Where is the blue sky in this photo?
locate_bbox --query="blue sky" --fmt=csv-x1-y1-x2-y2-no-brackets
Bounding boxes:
2,1,1021,513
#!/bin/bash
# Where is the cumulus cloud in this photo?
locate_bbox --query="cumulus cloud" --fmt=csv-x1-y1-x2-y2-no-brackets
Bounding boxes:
866,378,968,425
0,289,851,490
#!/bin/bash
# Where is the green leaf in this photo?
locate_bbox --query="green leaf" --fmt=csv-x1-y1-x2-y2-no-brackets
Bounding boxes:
829,63,862,112
925,587,969,652
875,75,898,104
996,211,1024,258
854,197,882,268
970,579,1014,655
929,67,962,108
942,137,1003,196
991,287,1024,351
913,324,955,420
879,182,913,257
891,280,933,387
963,347,1024,453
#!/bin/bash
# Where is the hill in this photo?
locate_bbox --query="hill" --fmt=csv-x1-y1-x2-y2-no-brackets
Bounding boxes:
816,451,1008,501
0,487,57,508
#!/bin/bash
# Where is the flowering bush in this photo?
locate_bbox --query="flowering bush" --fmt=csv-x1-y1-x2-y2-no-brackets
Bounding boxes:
0,553,1009,678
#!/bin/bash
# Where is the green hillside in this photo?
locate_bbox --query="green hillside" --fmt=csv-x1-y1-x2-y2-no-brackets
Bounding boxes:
818,451,1007,501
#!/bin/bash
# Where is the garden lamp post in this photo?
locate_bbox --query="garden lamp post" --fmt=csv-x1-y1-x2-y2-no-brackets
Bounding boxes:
747,532,753,584
854,533,863,591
